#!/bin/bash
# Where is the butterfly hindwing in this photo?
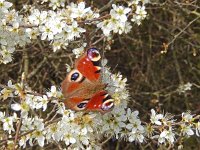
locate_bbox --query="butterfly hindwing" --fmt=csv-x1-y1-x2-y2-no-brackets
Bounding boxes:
64,91,114,113
86,90,114,113
64,97,88,111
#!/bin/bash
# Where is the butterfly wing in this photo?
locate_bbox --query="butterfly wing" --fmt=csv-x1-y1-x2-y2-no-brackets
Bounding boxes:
61,48,114,113
75,48,101,81
85,90,114,113
61,48,102,97
63,90,114,113
63,97,89,111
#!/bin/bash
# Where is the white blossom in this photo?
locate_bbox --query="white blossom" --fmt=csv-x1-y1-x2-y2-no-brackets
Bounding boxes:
37,95,49,111
150,109,163,125
131,5,147,25
182,112,194,123
0,80,14,99
65,64,71,72
19,135,30,148
0,46,15,64
2,113,17,134
70,2,91,19
46,85,62,98
178,82,192,93
0,111,5,120
21,117,34,131
39,22,55,40
26,28,39,39
110,4,131,22
11,102,30,118
33,116,44,131
72,45,85,58
49,0,65,10
128,129,145,143
32,130,46,147
158,128,175,144
46,124,63,141
97,4,133,36
28,9,47,26
128,0,141,6
0,0,12,13
181,124,194,136
65,21,86,40
64,131,76,146
97,20,112,36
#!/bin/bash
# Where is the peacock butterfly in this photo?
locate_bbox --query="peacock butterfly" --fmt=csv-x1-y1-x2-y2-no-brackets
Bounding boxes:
61,48,114,113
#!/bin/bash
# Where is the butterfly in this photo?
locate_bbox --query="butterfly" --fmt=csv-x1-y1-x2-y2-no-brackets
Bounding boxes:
61,48,114,113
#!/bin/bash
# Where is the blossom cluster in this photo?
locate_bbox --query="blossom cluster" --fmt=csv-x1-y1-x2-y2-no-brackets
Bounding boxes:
0,66,129,149
0,0,30,64
41,0,66,10
177,82,193,94
0,66,199,149
26,2,95,52
97,1,148,36
149,110,200,146
0,0,148,64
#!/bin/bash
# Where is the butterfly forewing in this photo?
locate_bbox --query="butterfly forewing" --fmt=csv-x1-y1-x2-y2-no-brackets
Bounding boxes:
76,48,101,82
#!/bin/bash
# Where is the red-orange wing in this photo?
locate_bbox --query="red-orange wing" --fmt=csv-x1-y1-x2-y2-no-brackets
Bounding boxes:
85,91,114,113
76,48,101,82
61,48,114,112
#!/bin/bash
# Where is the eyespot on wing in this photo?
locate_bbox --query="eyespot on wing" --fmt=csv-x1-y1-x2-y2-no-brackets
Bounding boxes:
86,91,114,113
87,48,101,62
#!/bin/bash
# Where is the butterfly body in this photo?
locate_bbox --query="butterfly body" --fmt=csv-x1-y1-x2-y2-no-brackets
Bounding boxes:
61,48,114,113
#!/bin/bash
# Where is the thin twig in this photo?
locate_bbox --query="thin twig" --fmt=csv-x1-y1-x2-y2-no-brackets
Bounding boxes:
13,118,22,150
27,57,47,79
168,16,200,47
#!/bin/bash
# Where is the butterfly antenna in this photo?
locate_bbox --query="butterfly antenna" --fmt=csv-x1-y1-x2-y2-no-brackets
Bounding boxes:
111,63,118,74
105,84,120,89
85,30,92,49
101,47,106,79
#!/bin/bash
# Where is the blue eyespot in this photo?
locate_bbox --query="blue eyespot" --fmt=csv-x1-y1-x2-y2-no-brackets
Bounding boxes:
67,69,84,83
76,100,88,110
77,102,87,109
71,72,79,81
